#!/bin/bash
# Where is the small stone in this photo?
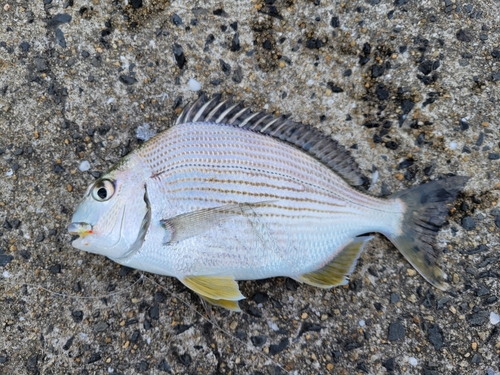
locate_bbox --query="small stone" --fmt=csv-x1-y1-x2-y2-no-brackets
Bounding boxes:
187,78,201,91
157,359,171,372
26,355,38,371
79,161,90,172
219,59,231,75
471,354,482,363
149,304,159,320
231,32,240,52
130,0,142,9
137,360,149,371
94,321,108,332
461,216,476,230
173,324,192,334
269,338,289,355
427,324,444,349
371,64,385,78
154,291,166,303
47,13,72,28
170,13,182,26
490,312,500,325
408,357,418,366
247,305,262,318
173,44,186,69
382,358,395,371
388,321,405,341
0,248,14,267
49,264,61,274
119,75,137,85
330,16,340,28
72,310,84,323
55,28,66,48
88,353,101,364
456,29,473,42
467,311,489,326
20,42,30,52
390,293,400,304
63,337,74,351
178,353,191,367
250,335,267,347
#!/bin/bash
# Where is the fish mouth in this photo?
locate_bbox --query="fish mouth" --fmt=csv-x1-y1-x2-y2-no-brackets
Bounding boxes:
68,222,93,238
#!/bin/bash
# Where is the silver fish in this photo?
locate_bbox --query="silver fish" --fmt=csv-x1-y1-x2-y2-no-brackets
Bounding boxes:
68,95,468,311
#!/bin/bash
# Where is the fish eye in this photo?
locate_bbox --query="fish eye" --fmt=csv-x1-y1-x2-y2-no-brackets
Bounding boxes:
91,179,115,202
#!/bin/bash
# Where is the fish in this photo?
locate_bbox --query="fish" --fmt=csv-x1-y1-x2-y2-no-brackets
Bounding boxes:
68,95,468,312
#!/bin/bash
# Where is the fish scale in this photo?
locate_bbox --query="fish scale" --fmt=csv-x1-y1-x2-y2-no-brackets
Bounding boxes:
69,95,468,311
129,123,401,280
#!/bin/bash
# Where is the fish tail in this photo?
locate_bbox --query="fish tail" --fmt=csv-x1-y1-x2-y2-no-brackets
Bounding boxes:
387,176,469,290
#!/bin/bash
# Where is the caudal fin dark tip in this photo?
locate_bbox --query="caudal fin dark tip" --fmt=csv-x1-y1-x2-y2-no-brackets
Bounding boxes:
389,176,468,290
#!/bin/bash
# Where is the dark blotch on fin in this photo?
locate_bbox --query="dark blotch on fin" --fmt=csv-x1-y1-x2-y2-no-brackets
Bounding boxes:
388,176,469,290
176,94,368,188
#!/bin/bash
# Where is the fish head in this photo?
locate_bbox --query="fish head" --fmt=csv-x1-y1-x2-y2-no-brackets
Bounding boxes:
68,155,151,259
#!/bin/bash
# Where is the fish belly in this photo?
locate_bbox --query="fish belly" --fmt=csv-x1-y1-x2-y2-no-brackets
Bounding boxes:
125,123,403,279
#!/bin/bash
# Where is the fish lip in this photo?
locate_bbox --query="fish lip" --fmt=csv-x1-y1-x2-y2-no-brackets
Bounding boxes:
68,222,93,237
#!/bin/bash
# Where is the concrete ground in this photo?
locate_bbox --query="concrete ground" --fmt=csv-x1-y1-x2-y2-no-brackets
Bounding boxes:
0,0,499,374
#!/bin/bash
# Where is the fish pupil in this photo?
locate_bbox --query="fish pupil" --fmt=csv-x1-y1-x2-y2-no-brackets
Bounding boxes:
97,187,107,200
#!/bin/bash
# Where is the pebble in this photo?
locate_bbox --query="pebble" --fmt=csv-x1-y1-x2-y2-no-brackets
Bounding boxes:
388,321,405,341
408,357,418,366
135,123,156,141
427,324,444,349
490,312,500,325
269,338,289,355
188,78,201,91
407,269,417,276
250,335,267,347
461,216,476,230
79,160,90,172
94,321,108,332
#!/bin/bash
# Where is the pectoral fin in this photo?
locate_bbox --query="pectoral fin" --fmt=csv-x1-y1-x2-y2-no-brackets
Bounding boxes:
162,202,273,244
296,236,373,288
182,275,245,302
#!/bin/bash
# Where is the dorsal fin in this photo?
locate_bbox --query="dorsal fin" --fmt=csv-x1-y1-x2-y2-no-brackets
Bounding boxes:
176,94,368,187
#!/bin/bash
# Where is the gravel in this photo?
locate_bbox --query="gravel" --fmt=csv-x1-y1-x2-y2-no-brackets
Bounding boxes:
0,1,499,374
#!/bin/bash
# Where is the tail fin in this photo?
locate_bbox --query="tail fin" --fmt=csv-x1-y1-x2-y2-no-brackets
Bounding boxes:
388,176,469,290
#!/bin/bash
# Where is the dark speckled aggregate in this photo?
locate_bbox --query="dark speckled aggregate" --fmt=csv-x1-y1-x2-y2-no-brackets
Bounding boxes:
0,1,499,374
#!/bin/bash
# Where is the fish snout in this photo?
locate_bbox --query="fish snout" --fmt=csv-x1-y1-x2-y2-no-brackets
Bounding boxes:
68,222,93,238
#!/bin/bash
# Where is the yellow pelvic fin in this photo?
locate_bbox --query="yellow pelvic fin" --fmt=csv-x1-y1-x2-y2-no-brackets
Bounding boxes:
200,295,242,312
297,236,373,288
182,275,245,301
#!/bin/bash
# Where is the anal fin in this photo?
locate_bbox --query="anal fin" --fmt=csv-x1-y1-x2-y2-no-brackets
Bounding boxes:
182,275,245,302
296,236,373,288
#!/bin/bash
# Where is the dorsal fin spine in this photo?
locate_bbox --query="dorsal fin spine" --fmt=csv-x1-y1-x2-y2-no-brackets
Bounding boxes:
216,103,240,123
260,117,280,133
229,107,249,124
193,99,215,122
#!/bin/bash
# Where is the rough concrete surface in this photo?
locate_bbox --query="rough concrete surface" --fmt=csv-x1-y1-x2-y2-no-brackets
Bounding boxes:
0,0,499,374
